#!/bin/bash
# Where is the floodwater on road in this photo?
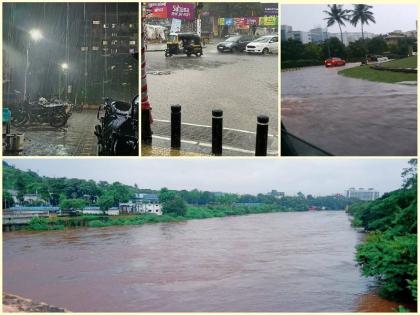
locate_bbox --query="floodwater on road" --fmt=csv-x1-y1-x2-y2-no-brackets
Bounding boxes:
6,111,97,156
281,64,417,156
3,211,385,312
146,44,278,135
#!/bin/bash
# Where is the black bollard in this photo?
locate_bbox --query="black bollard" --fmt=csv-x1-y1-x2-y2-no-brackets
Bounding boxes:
141,108,152,144
171,105,181,148
212,109,223,155
255,115,269,156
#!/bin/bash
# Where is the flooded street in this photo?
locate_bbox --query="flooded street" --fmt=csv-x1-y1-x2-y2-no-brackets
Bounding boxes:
4,211,379,312
281,64,417,156
145,44,278,154
6,111,97,156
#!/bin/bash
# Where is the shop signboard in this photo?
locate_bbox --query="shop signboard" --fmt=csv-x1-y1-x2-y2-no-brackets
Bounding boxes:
167,3,195,20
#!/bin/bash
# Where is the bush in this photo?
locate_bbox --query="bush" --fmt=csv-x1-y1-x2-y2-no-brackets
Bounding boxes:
88,220,111,228
27,217,51,231
282,59,323,69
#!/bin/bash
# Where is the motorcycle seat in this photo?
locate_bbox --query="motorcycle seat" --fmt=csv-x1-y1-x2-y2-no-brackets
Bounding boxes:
111,101,131,115
40,103,65,108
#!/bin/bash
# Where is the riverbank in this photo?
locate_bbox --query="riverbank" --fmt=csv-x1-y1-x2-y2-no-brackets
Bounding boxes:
3,293,68,312
18,204,309,232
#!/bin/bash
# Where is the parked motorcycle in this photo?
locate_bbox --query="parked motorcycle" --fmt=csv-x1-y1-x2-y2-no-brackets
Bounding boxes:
94,95,138,156
10,97,71,128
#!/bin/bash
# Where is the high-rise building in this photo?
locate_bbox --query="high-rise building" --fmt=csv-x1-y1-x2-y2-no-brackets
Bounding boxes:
77,3,138,103
292,31,311,44
281,25,293,41
345,188,380,201
309,26,328,43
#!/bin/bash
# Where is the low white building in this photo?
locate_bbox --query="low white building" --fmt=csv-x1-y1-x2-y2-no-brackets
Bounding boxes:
345,187,380,201
119,193,162,216
106,207,120,216
82,206,103,215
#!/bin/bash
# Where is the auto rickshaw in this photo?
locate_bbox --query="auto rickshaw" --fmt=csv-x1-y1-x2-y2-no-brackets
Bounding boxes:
165,32,203,57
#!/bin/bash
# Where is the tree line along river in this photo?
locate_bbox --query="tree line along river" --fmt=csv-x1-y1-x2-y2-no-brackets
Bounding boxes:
3,211,400,312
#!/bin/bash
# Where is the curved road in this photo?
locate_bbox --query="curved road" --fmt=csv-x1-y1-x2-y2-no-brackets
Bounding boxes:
281,63,417,156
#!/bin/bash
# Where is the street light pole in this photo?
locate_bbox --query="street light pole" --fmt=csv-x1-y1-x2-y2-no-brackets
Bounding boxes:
23,40,30,101
60,63,69,101
24,29,43,102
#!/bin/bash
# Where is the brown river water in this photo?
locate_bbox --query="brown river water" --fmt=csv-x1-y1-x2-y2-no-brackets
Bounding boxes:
3,211,401,312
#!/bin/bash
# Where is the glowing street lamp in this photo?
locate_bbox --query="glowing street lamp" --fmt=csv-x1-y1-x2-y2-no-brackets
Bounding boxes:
24,28,43,101
29,29,43,41
59,63,69,100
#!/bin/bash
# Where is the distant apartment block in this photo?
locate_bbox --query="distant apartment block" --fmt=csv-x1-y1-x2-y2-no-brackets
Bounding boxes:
293,31,310,44
345,188,380,201
281,25,293,40
281,24,379,46
329,31,375,46
308,27,328,43
267,190,285,198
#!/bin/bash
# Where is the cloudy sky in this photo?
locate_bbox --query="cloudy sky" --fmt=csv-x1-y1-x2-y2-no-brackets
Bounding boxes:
281,4,417,34
4,159,410,196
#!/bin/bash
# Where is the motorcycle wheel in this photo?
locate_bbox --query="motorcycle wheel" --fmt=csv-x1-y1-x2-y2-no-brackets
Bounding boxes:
113,137,137,156
97,143,104,156
11,112,29,127
50,112,68,128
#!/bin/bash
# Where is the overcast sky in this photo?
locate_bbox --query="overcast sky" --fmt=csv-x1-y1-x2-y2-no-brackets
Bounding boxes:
281,4,417,34
4,159,410,196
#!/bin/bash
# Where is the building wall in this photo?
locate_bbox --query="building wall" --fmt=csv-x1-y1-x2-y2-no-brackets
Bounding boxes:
119,201,162,215
345,188,379,201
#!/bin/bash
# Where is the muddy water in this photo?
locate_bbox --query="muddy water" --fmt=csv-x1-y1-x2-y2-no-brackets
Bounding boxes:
281,64,417,156
4,211,378,312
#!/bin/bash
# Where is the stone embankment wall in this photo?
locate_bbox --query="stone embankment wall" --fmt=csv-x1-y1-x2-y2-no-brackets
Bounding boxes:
3,293,68,312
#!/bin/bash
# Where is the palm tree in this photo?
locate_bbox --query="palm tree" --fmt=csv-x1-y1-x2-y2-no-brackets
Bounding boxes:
349,4,375,40
323,4,349,44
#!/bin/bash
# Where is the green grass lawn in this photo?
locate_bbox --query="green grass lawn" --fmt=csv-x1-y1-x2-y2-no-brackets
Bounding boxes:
380,56,417,68
338,64,417,83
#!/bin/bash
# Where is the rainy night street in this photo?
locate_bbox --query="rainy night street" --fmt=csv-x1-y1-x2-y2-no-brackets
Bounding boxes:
144,43,278,155
3,3,138,156
282,64,417,156
6,111,97,156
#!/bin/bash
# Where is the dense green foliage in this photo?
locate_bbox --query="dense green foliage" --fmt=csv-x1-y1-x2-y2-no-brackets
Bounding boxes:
3,161,139,208
59,198,86,211
347,160,417,304
281,4,411,70
281,35,408,69
160,187,351,211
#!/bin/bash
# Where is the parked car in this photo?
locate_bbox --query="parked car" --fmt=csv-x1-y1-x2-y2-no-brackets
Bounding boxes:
376,56,389,63
217,35,253,53
324,57,346,67
245,35,278,54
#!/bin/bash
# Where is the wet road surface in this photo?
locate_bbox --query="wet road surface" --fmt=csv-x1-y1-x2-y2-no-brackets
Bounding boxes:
281,64,417,156
6,110,97,156
4,211,377,312
145,43,278,155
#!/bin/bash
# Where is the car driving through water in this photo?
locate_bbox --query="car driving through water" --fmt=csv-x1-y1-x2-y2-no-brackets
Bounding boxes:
245,35,278,54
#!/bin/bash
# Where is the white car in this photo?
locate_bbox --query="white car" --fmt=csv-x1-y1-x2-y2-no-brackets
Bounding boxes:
245,35,278,54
